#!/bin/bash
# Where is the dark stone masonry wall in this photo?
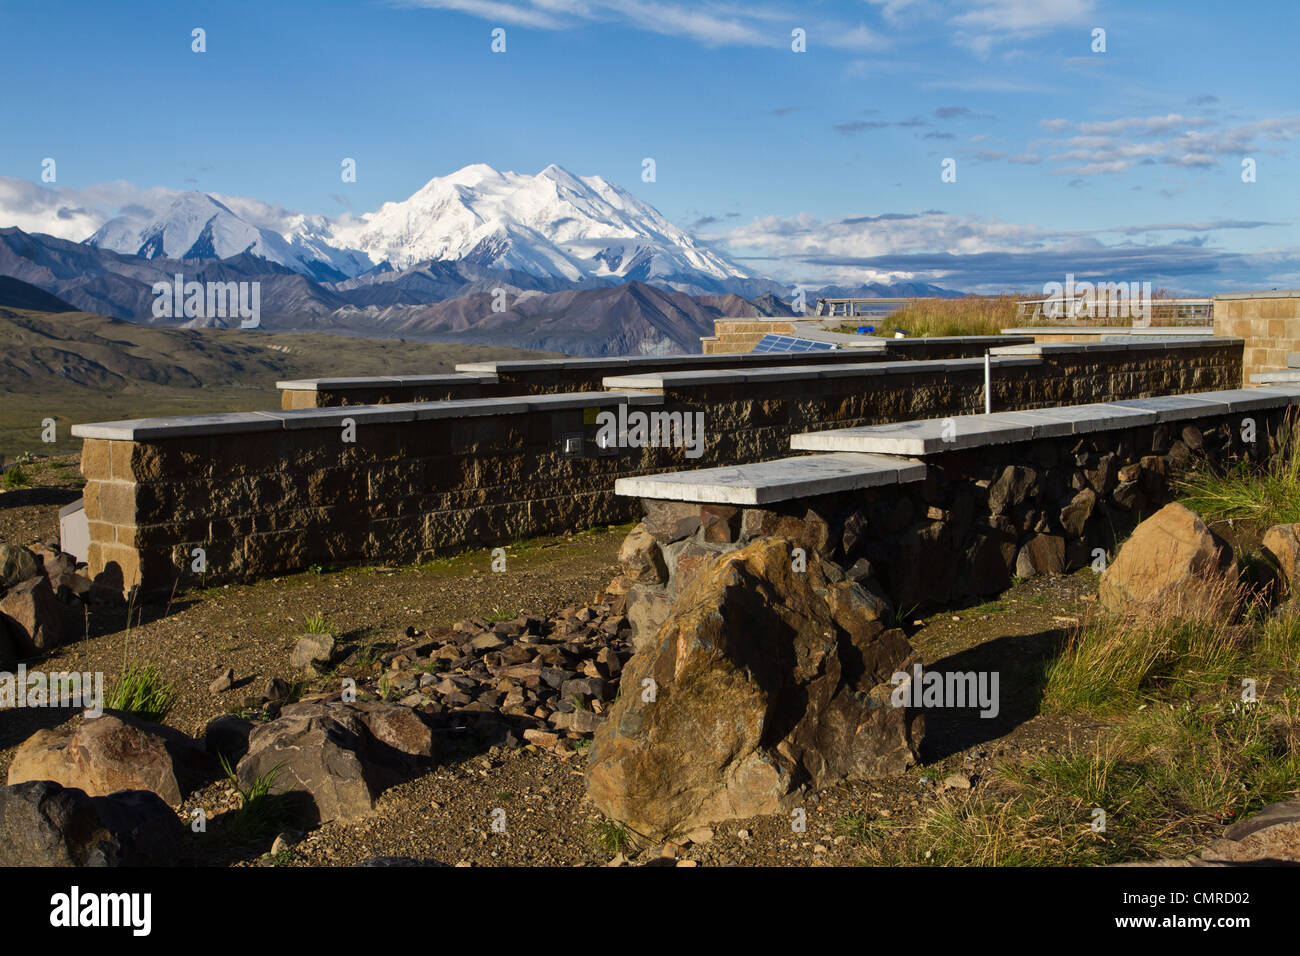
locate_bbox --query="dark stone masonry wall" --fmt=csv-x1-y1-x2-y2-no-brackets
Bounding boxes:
78,340,1243,593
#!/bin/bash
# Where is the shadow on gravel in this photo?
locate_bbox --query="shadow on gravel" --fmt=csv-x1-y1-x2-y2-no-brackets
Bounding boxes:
918,627,1069,762
0,485,82,511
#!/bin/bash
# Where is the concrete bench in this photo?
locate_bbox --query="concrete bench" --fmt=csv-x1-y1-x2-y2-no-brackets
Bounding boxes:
613,452,926,506
989,335,1236,356
71,390,664,441
789,386,1300,456
601,356,1042,391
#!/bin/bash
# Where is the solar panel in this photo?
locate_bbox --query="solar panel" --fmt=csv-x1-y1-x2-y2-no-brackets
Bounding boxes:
751,334,837,353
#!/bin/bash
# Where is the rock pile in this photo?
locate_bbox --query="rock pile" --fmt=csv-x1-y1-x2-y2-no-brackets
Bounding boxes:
334,601,637,753
0,541,99,662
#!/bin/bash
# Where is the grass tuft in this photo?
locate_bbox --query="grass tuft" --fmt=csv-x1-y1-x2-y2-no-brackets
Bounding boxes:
591,819,632,855
105,662,177,722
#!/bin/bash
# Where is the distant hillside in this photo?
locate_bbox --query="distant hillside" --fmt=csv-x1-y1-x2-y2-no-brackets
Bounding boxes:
0,308,558,455
336,281,765,356
0,275,76,313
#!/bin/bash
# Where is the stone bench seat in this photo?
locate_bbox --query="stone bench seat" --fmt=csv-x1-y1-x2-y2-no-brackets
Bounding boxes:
452,349,887,375
1252,370,1300,384
70,390,664,441
989,335,1235,356
789,386,1300,456
602,355,1043,391
277,372,498,392
613,452,926,506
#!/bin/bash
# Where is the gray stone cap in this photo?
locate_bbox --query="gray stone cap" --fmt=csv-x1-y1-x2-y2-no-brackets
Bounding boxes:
276,373,498,391
1213,290,1300,299
1000,326,1215,336
1252,370,1300,383
601,355,1043,390
453,348,888,374
790,386,1300,456
70,390,664,441
613,452,926,506
991,336,1236,356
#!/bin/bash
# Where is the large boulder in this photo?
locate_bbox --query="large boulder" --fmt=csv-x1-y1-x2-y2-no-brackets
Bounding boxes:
235,699,435,826
7,711,212,805
586,537,922,844
1098,503,1237,618
1201,800,1300,864
0,575,66,655
0,780,183,866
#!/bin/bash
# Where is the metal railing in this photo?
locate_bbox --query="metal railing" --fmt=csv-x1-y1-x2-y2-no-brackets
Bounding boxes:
1013,297,1212,326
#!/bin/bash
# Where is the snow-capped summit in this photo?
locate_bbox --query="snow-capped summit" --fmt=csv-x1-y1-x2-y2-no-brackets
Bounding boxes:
87,191,273,262
320,163,749,283
84,191,369,282
73,163,750,289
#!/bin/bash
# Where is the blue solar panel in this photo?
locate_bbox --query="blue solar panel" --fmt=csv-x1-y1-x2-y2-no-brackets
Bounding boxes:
751,333,837,353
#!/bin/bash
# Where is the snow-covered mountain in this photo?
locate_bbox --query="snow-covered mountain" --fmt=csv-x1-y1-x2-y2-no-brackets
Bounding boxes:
321,163,748,285
80,164,751,290
85,192,369,282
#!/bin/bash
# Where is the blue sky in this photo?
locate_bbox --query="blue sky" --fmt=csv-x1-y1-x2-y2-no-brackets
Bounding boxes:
0,0,1296,292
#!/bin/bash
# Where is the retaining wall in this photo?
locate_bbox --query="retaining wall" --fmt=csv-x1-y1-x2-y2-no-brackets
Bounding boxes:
73,338,1243,593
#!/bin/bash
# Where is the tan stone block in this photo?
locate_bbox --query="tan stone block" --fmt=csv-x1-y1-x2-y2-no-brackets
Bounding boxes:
94,481,139,526
79,439,112,479
86,520,114,546
82,481,102,521
88,543,173,593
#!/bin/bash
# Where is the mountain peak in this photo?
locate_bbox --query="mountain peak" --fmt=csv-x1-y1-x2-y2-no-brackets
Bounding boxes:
76,162,751,288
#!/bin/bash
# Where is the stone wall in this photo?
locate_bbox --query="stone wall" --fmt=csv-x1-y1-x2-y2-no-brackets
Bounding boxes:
1214,291,1300,384
76,339,1244,594
633,342,1241,468
282,336,1035,408
619,406,1290,644
702,319,797,353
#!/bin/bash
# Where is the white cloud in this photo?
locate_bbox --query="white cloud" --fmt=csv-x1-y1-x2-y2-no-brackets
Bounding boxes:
394,0,886,48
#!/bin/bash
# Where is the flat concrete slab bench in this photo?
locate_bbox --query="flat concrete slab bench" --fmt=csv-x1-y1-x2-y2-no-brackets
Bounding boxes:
1000,326,1216,337
613,452,926,506
601,355,1043,391
789,386,1300,456
454,349,885,376
71,390,663,441
1252,370,1300,384
990,336,1237,356
277,372,498,392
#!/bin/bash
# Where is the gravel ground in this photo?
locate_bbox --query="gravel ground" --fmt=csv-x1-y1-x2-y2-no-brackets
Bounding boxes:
1,454,1103,867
